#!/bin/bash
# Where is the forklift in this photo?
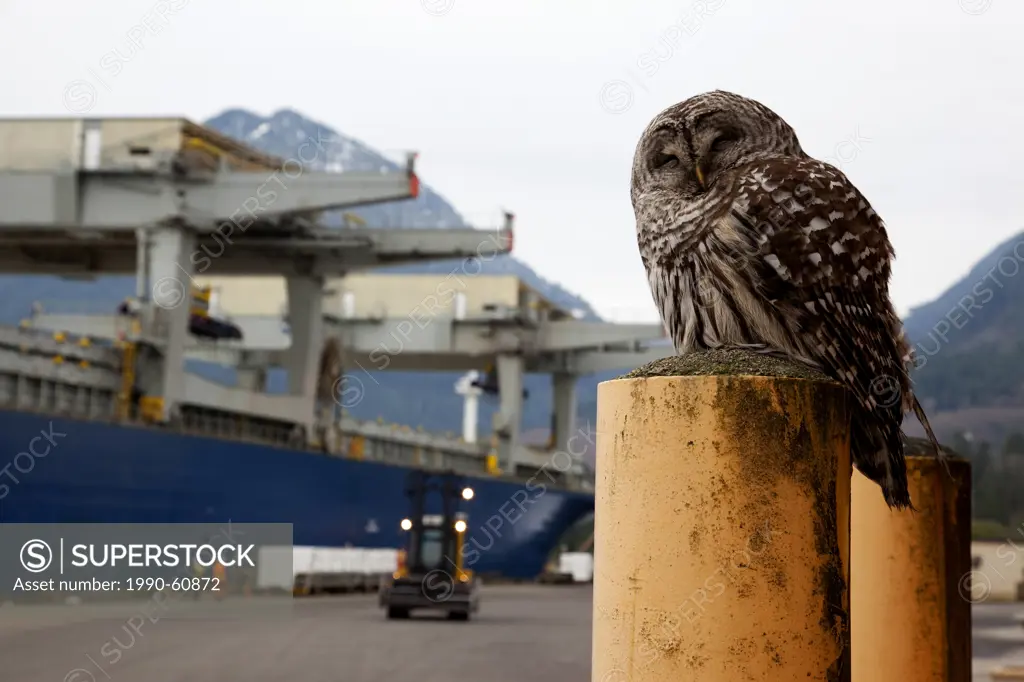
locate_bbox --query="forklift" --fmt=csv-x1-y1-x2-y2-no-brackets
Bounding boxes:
379,470,480,621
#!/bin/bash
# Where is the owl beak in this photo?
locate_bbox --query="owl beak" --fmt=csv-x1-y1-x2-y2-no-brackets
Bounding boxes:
695,163,706,189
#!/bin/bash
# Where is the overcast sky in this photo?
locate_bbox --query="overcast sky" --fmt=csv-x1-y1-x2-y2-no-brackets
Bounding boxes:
1,0,1020,321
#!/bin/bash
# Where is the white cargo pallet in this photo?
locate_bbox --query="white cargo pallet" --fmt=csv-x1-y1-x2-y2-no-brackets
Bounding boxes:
257,546,399,594
558,552,594,583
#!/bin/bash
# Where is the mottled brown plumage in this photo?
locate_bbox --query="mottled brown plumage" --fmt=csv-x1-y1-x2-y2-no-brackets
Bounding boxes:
631,90,941,509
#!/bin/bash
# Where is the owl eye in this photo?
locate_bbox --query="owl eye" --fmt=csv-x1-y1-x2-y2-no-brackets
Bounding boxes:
711,132,740,152
653,153,679,170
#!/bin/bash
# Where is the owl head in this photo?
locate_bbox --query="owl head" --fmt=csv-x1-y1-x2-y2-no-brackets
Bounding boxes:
630,90,806,207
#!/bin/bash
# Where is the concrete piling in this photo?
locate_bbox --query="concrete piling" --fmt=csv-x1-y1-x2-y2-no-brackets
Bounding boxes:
851,444,971,682
592,350,852,681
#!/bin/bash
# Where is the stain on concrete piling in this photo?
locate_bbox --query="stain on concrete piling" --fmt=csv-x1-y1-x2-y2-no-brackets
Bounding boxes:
711,370,850,681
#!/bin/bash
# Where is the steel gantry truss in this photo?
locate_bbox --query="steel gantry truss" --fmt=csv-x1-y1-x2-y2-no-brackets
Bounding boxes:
3,116,671,475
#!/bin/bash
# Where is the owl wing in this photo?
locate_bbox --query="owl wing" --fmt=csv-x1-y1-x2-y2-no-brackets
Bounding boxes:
722,157,943,506
725,156,911,419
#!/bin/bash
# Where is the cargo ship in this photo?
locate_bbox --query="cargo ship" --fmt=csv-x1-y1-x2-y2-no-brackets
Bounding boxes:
0,409,594,579
0,116,633,581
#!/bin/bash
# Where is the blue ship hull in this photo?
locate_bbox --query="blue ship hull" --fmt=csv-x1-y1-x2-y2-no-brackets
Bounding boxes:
0,411,594,579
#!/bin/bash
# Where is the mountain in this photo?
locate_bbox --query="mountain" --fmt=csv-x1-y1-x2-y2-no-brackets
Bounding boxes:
0,108,606,442
903,230,1024,444
204,108,602,319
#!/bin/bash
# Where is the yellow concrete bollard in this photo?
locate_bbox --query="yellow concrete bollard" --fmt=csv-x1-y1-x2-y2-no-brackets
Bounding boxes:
851,441,971,682
593,349,852,682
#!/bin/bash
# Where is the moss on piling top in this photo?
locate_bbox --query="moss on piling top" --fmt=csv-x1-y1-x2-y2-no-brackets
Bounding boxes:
902,436,964,461
618,351,966,461
619,348,832,382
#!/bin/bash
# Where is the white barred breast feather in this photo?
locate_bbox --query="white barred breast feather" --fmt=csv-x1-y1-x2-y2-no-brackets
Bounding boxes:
630,90,941,510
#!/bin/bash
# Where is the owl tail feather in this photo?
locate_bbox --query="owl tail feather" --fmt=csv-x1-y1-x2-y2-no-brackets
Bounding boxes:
911,393,951,480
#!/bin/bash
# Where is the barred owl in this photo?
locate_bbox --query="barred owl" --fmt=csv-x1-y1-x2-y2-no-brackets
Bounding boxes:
631,90,940,509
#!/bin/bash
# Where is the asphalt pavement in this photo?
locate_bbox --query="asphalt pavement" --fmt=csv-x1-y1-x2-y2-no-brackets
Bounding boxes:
1,586,1022,681
974,603,1024,681
0,584,593,682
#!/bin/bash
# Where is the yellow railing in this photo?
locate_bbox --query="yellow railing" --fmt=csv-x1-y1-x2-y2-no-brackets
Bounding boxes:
347,435,366,460
117,318,142,421
117,341,136,421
